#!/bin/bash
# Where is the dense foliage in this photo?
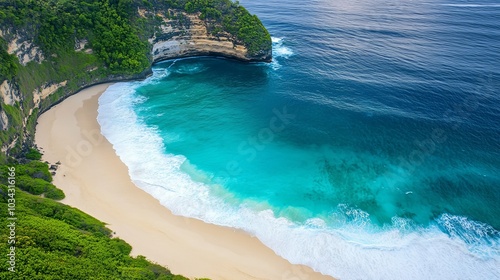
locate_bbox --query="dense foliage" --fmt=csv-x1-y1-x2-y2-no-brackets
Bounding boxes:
24,148,42,160
0,37,18,81
0,160,64,200
0,160,196,279
92,1,150,72
0,0,150,74
6,161,66,200
0,0,270,74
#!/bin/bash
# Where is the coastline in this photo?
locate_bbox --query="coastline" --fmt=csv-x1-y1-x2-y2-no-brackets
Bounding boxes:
34,83,333,280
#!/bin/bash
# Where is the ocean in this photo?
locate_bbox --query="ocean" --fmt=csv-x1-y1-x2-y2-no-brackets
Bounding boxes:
97,0,500,278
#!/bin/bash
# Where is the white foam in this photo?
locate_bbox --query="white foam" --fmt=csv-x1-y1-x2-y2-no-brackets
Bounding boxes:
272,37,294,58
437,214,500,257
98,75,500,280
148,67,171,84
271,37,293,70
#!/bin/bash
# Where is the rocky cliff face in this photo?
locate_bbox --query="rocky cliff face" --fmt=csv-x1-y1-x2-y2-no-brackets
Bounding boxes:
149,10,271,62
0,80,20,106
0,28,45,66
0,79,21,151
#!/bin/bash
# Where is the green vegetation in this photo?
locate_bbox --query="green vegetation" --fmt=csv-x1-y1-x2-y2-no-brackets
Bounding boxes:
0,103,24,156
0,159,197,279
0,160,65,200
0,0,150,74
0,37,18,81
24,148,42,160
92,1,150,73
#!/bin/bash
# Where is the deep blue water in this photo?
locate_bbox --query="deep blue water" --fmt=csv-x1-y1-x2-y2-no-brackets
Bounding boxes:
98,0,500,278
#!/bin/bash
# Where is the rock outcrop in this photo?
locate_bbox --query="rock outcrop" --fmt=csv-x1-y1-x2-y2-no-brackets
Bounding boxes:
32,81,67,109
150,11,272,63
0,110,8,131
2,28,45,65
0,80,20,106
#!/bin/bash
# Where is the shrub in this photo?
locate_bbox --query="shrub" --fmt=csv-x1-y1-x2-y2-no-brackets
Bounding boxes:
25,148,42,160
45,185,66,200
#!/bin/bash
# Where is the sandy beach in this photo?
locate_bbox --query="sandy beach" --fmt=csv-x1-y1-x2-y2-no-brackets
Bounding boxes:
35,84,333,280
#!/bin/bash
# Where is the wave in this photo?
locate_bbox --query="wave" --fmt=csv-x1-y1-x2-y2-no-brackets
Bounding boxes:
271,37,293,70
155,59,208,75
98,79,500,280
272,37,294,58
437,213,500,257
147,67,172,84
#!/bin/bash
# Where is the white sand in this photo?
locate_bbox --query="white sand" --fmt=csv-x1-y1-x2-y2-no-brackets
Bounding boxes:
35,84,333,280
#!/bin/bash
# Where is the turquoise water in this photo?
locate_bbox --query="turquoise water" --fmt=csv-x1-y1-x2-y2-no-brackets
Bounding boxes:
98,0,500,278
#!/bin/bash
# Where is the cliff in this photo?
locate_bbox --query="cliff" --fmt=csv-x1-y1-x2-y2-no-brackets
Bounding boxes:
151,10,271,62
0,0,272,161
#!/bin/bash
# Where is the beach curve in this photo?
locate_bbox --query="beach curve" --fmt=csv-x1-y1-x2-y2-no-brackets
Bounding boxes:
34,83,334,280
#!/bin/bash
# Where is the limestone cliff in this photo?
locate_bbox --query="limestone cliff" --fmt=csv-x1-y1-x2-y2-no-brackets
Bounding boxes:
150,10,272,62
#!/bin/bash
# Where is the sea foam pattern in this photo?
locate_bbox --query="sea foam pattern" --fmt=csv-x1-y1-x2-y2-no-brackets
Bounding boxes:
270,37,293,70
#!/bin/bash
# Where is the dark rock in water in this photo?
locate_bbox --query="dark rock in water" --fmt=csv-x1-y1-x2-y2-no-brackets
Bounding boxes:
51,171,56,176
50,164,58,170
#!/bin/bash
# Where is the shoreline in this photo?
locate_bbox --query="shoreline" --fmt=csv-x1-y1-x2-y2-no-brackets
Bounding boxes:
34,83,333,280
37,55,263,118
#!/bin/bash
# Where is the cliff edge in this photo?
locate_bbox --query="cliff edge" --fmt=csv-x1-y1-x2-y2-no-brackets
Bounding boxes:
151,11,271,62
